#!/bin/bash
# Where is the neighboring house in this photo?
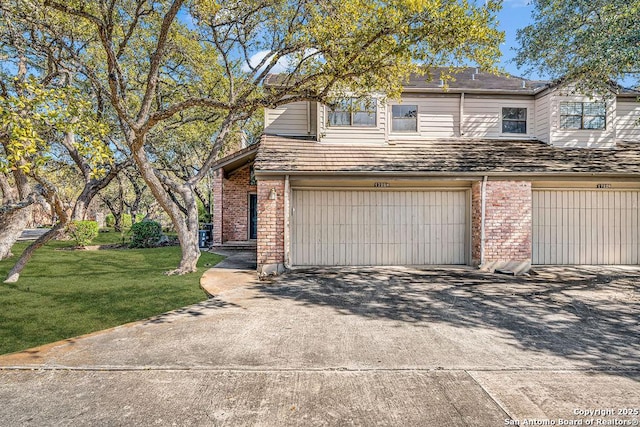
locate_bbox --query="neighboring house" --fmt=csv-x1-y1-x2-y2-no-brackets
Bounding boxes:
211,68,640,275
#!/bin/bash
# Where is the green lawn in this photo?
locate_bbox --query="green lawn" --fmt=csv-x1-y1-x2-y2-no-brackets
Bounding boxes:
0,230,224,355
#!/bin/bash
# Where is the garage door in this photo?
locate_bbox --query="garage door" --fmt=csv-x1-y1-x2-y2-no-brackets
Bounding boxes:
533,190,640,264
291,190,468,266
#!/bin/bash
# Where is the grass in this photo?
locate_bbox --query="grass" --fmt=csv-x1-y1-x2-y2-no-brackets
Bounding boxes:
0,229,224,355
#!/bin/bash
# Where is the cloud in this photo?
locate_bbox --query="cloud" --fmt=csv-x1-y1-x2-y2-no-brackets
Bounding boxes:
242,49,321,74
242,51,289,73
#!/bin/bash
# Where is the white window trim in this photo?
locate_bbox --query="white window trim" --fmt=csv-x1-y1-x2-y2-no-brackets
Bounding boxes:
326,98,378,128
558,101,607,131
389,104,420,135
501,106,528,135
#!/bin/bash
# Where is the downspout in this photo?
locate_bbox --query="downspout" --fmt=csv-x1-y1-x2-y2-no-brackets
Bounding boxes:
480,175,487,266
306,102,311,136
460,92,465,136
284,174,291,269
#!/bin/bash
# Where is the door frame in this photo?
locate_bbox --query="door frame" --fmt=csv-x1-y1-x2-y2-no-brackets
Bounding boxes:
248,192,258,240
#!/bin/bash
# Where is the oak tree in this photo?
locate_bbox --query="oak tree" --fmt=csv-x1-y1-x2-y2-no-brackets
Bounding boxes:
515,0,640,91
9,0,503,274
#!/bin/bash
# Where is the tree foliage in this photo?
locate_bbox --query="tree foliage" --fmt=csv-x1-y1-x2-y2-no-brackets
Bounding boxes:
0,79,111,176
515,0,640,90
2,0,503,274
67,220,99,247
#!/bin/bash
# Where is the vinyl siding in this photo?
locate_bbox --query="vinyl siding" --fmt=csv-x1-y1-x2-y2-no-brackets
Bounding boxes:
549,94,616,147
388,96,459,139
318,102,387,144
264,101,310,136
616,99,640,140
534,93,551,143
462,97,536,138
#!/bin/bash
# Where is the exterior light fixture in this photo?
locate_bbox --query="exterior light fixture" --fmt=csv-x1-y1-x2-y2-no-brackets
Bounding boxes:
269,188,277,200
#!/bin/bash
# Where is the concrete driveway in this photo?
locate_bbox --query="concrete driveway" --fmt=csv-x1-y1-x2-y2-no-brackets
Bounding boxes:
1,265,639,426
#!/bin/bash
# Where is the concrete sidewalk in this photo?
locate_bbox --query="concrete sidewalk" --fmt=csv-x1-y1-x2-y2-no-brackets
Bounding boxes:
199,249,258,297
1,265,639,426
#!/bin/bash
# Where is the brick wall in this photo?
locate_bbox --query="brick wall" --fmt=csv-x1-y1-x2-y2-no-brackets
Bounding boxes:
257,178,285,270
471,181,482,265
471,180,532,272
222,166,256,241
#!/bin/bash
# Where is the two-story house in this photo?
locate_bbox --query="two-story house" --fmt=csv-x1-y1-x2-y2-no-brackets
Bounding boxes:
211,68,640,275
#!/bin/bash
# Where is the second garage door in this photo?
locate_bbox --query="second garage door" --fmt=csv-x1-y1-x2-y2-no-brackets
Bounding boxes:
533,189,640,264
291,189,468,266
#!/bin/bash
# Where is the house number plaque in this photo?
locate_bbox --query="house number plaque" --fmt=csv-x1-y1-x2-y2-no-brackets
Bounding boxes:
374,182,390,188
596,183,612,189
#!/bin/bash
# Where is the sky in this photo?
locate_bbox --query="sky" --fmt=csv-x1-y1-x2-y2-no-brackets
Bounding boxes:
494,0,543,80
239,1,548,81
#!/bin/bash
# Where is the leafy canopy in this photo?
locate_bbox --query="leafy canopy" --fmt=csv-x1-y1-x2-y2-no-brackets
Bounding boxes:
0,79,112,177
515,0,640,90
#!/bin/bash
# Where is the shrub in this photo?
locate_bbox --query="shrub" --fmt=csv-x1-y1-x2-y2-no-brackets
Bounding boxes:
105,213,146,229
129,220,163,248
67,221,99,247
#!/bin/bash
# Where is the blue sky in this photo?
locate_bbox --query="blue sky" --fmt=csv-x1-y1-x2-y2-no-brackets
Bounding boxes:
237,1,547,80
495,0,542,79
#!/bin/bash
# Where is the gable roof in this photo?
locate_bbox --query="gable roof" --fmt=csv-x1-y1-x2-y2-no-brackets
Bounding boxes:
211,143,258,175
266,67,640,96
255,135,640,177
400,68,548,94
265,67,550,95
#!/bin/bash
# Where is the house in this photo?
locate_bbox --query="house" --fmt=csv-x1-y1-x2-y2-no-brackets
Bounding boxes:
211,68,640,275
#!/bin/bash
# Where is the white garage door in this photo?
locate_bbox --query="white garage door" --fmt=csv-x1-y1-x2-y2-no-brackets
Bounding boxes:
291,190,468,266
533,190,640,264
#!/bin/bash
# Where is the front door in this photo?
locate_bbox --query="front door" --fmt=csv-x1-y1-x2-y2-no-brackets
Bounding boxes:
249,194,258,240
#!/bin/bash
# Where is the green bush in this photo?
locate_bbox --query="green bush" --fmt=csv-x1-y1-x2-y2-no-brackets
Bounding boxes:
67,221,99,247
129,220,163,248
105,213,145,229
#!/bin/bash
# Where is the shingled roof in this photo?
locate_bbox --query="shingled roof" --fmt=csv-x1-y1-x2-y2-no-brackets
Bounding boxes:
254,135,640,176
265,67,550,94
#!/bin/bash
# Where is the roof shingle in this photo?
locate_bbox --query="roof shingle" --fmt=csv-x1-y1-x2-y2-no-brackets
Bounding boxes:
255,135,640,176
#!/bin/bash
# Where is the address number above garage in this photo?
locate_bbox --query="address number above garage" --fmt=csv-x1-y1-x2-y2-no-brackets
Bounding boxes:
374,182,390,188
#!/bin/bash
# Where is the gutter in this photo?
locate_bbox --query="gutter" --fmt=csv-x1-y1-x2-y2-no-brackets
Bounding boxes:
459,92,465,136
253,170,640,179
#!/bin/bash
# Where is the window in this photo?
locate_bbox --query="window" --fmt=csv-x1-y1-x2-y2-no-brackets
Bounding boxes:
391,105,418,132
502,107,527,134
328,98,377,127
560,102,606,130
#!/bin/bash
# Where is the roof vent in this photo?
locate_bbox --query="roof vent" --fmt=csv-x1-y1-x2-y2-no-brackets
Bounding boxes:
471,73,475,81
475,67,479,74
521,80,526,88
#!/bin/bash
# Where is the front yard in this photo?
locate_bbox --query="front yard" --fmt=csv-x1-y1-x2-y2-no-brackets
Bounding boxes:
0,231,223,355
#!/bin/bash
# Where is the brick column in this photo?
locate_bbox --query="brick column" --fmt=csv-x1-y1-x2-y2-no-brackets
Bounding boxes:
212,170,224,245
472,180,532,274
257,178,285,276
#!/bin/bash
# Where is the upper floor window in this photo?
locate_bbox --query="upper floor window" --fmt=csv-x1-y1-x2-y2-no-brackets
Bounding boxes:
502,107,527,134
391,105,418,133
560,102,606,130
328,98,377,127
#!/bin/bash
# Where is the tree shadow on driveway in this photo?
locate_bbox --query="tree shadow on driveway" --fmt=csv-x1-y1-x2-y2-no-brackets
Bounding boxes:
254,266,640,370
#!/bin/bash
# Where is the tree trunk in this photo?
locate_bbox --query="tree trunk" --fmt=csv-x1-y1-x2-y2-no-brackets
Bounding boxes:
0,203,33,260
4,223,63,283
0,172,16,204
131,143,200,274
4,178,69,283
0,169,34,260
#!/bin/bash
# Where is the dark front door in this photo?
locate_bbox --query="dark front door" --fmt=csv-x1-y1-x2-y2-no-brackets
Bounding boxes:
249,194,258,240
